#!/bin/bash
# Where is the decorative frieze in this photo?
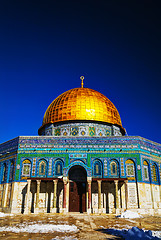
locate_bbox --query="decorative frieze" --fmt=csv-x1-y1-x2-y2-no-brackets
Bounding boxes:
41,122,115,137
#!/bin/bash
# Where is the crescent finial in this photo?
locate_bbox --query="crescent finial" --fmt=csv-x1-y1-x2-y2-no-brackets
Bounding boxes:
80,76,84,88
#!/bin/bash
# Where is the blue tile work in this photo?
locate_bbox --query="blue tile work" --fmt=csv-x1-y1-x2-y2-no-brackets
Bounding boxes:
17,136,161,154
0,136,161,185
0,137,19,154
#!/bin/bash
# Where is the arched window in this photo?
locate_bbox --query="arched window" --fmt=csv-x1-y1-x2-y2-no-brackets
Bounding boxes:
110,160,118,176
2,163,7,182
22,159,31,177
125,159,135,177
143,160,149,181
9,161,14,182
93,160,102,176
152,164,158,183
39,160,47,176
55,160,63,176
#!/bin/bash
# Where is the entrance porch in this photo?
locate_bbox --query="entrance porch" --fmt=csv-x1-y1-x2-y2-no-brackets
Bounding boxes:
23,177,128,214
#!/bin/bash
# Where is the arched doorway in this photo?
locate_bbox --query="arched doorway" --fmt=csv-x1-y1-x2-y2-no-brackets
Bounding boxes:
69,165,87,213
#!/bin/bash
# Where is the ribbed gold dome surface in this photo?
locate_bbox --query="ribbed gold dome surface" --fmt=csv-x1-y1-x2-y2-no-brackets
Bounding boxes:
42,87,123,127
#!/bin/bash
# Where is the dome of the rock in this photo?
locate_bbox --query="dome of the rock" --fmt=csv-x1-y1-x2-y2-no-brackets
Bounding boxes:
1,79,161,216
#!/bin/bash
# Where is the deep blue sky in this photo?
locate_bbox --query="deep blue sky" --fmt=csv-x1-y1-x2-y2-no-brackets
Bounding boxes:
0,0,161,144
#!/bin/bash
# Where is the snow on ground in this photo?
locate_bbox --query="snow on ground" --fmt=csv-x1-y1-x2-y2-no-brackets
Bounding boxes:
0,223,78,233
0,212,13,217
153,231,161,239
118,210,142,219
102,227,161,240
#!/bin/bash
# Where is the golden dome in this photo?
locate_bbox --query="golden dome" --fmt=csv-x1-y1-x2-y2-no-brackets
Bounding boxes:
42,87,123,128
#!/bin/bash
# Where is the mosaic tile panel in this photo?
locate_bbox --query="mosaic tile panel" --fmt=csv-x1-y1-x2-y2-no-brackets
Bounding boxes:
48,158,52,176
71,127,78,136
45,128,52,136
55,128,60,136
120,158,125,176
104,158,108,176
32,157,36,176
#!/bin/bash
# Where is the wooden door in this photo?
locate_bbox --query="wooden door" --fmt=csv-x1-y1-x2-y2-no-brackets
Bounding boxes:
69,182,86,212
69,182,79,212
78,182,86,213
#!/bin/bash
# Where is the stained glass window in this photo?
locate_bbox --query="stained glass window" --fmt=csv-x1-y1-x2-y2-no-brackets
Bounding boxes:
152,164,158,182
22,160,31,177
125,159,135,177
55,160,63,176
126,165,134,176
143,160,149,181
39,160,47,176
110,161,117,175
93,160,102,176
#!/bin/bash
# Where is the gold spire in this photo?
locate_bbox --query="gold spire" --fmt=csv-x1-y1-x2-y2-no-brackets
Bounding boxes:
80,76,84,88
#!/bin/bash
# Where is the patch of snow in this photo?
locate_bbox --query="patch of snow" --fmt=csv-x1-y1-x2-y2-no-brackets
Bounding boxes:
99,226,104,228
58,221,68,224
0,223,78,233
0,212,13,217
118,210,142,219
152,231,161,239
126,219,137,223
